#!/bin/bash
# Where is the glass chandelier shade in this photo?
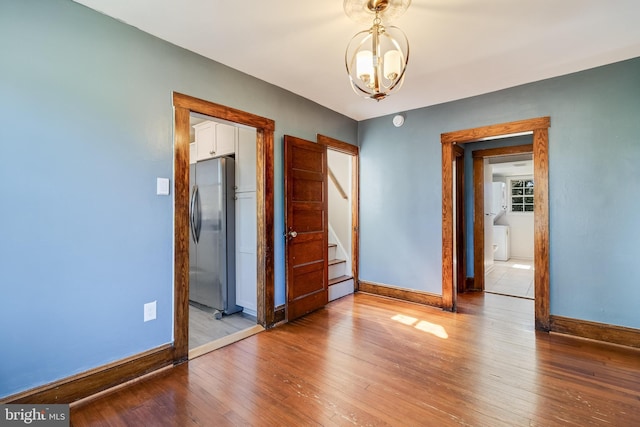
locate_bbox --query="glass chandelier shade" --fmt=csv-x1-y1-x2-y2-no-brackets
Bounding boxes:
344,1,410,101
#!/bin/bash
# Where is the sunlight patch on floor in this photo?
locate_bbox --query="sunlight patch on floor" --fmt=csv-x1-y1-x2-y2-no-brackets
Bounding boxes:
512,264,532,270
391,314,417,326
391,314,449,339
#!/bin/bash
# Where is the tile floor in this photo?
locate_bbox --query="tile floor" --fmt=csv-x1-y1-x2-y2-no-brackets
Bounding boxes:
189,304,257,349
484,258,534,299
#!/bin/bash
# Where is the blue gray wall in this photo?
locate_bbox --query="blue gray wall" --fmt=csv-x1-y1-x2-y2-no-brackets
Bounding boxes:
0,0,356,398
359,56,640,330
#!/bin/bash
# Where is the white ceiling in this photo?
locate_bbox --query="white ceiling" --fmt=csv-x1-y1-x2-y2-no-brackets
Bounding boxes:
491,156,533,177
73,0,640,121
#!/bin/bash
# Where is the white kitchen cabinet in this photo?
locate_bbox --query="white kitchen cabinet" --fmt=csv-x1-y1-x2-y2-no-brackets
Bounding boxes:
189,142,196,164
215,123,236,156
235,127,257,192
235,191,257,315
234,126,257,315
194,121,236,161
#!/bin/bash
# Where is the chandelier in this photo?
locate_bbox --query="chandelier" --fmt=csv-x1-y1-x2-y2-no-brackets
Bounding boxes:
344,0,411,101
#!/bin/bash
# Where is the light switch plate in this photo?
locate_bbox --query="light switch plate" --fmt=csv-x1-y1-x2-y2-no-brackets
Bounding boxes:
156,178,170,196
144,301,157,322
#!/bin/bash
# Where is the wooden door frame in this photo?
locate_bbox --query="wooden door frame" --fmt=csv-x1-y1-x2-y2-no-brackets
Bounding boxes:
317,135,360,288
470,144,534,291
173,92,275,363
453,145,466,293
441,117,551,330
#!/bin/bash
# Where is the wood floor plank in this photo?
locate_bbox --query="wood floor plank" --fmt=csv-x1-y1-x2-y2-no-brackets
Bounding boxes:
71,292,640,426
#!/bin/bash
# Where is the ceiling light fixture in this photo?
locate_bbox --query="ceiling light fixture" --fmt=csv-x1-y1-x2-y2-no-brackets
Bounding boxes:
344,0,411,101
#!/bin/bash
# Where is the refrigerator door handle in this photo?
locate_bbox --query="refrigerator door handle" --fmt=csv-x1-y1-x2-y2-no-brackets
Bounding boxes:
190,185,198,244
195,185,202,243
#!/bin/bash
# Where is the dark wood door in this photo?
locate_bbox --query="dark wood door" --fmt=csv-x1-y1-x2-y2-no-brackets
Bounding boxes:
284,135,328,321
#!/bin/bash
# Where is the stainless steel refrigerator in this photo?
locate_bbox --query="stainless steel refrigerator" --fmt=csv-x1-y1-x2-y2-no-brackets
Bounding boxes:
189,156,240,318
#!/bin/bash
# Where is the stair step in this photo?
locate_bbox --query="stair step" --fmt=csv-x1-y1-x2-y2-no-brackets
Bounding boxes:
328,243,337,260
328,258,347,281
329,275,352,286
328,277,354,302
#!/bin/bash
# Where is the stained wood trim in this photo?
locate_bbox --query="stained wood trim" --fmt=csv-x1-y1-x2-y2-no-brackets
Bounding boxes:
173,105,190,362
257,126,276,327
358,281,443,308
273,305,286,325
317,134,360,290
441,117,550,329
172,92,276,363
173,93,275,131
533,128,550,330
472,156,484,291
472,144,534,158
351,153,360,289
317,134,359,155
441,141,454,310
465,277,475,291
454,146,466,293
1,345,173,404
550,315,640,349
441,117,549,144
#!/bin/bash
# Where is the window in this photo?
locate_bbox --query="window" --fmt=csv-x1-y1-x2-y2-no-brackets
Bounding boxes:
510,179,534,212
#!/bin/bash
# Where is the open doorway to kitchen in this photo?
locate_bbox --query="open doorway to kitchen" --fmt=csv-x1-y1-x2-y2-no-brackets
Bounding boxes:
187,113,263,357
173,92,276,363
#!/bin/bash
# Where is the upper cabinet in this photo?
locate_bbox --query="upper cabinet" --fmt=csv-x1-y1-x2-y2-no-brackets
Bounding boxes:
193,121,236,161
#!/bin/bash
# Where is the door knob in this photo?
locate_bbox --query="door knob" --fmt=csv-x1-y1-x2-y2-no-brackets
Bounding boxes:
288,230,298,238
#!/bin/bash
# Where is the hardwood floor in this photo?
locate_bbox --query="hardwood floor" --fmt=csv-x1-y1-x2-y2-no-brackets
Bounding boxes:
71,293,640,426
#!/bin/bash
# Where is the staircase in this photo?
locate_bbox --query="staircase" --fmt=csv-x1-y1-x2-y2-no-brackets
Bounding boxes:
328,242,354,302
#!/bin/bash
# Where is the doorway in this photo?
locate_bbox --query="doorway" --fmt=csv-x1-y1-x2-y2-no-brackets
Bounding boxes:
470,144,534,291
319,135,360,302
441,117,551,330
282,134,359,321
472,146,535,300
172,93,276,363
484,153,535,300
187,113,262,356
